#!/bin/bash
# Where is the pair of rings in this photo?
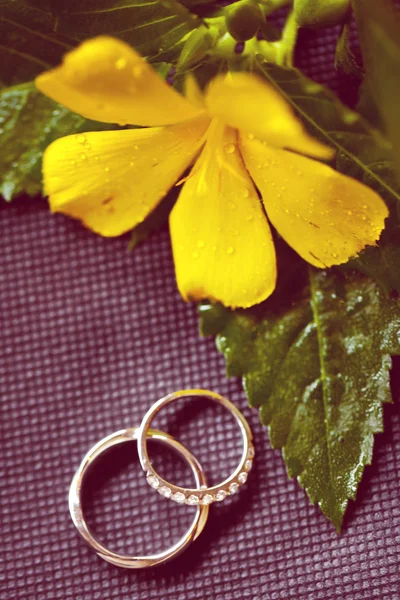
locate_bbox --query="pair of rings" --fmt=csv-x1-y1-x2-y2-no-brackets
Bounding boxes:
69,389,255,568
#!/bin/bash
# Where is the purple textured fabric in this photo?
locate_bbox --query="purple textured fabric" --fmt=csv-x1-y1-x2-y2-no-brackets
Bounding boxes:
1,24,400,600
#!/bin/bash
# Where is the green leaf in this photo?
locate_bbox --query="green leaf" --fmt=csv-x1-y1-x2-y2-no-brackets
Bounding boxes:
353,0,400,181
0,82,108,200
255,61,400,293
0,0,198,200
200,267,400,530
0,0,200,82
255,62,399,205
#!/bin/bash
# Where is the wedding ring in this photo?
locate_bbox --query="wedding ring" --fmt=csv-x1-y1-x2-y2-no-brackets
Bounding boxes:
69,427,209,568
137,390,255,506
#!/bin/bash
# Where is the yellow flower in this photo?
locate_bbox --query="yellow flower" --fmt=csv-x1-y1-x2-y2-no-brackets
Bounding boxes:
36,36,388,309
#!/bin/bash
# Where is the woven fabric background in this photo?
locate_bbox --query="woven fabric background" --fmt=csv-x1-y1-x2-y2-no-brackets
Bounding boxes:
1,22,400,600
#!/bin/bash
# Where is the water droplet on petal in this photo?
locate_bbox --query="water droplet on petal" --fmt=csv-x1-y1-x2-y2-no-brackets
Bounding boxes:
243,189,250,198
247,133,255,140
115,57,128,70
70,160,76,166
226,246,234,255
152,158,159,166
132,64,145,78
246,214,254,221
197,240,205,249
192,250,200,259
104,166,110,172
80,153,87,160
77,134,86,144
224,143,236,155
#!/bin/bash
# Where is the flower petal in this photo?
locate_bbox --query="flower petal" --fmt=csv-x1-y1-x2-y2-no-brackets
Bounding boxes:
43,117,209,237
240,135,388,268
36,36,202,126
205,73,333,159
170,124,277,308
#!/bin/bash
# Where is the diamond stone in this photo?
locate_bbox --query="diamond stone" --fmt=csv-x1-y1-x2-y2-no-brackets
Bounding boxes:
229,482,239,494
158,486,172,498
245,459,253,472
171,492,186,504
238,472,248,484
248,445,255,459
186,495,200,505
146,474,160,489
201,494,214,505
215,490,227,502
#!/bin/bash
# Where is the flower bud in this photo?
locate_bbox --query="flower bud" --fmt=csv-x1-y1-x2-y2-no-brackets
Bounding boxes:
178,25,216,70
294,0,350,29
225,0,265,42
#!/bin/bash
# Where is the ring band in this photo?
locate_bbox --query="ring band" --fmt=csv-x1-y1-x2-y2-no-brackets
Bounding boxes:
137,390,255,506
69,427,209,568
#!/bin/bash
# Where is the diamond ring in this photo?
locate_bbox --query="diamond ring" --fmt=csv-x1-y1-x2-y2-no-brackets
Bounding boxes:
137,389,255,507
